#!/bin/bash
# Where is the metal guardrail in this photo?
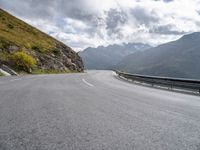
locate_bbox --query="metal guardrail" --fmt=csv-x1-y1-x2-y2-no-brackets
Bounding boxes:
115,70,200,94
1,64,18,76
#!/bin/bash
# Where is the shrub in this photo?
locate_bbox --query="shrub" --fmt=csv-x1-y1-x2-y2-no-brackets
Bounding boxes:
32,45,40,51
11,51,37,72
25,43,32,49
7,24,14,29
53,49,60,56
0,38,10,50
31,44,45,53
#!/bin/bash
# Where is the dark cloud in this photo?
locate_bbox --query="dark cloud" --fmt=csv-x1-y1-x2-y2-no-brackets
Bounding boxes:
0,0,104,32
150,24,186,35
57,0,94,21
197,10,200,15
0,0,99,22
131,7,159,26
163,0,173,3
0,0,56,20
153,0,173,2
106,9,127,36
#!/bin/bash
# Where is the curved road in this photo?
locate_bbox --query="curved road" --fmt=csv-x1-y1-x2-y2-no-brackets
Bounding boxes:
1,70,200,150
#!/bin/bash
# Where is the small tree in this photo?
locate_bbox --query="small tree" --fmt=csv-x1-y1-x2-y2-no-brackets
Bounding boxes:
11,51,36,73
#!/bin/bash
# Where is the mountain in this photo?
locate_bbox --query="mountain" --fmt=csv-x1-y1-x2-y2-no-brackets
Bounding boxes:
0,8,83,74
115,32,200,79
79,43,152,69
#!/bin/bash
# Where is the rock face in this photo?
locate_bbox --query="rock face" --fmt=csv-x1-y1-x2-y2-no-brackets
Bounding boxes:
0,8,84,74
27,43,84,72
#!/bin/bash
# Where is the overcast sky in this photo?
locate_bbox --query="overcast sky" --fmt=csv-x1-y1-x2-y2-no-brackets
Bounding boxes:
0,0,200,51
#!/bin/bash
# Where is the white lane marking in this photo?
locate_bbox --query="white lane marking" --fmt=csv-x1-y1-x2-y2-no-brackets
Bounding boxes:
0,78,21,85
10,78,21,82
82,79,94,87
0,77,25,85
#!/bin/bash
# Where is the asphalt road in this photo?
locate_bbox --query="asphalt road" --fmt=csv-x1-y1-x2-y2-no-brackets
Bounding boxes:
1,70,200,150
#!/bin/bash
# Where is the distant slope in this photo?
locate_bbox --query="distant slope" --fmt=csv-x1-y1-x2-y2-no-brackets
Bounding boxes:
116,32,200,79
80,43,151,69
0,8,83,73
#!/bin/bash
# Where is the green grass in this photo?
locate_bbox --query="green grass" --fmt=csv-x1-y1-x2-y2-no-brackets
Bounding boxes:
0,72,4,76
0,8,57,53
11,51,37,72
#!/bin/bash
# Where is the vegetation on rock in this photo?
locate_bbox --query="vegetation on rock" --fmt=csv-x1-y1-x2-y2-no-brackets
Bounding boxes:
10,51,36,72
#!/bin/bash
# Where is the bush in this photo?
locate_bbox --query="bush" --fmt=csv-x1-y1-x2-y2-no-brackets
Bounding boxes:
7,24,14,29
31,44,45,53
0,38,10,50
11,51,36,72
32,45,40,51
53,49,60,56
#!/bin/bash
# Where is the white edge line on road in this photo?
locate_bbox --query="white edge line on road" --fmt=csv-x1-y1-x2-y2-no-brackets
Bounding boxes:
0,78,21,85
82,78,94,87
10,78,21,82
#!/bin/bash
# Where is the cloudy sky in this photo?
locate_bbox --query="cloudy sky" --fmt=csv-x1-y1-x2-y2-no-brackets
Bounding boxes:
0,0,200,51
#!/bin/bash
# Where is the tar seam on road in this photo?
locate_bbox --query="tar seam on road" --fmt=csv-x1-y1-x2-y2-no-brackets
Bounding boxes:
82,78,94,87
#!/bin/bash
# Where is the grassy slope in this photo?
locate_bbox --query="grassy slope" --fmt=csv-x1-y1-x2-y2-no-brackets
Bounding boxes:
0,8,57,52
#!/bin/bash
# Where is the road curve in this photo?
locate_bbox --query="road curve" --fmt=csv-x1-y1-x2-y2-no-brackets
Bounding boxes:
0,70,200,150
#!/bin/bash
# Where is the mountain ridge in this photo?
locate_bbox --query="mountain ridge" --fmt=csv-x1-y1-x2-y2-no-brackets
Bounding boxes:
115,32,200,79
80,43,152,69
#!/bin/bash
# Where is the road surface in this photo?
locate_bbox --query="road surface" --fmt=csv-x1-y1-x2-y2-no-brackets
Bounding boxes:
0,70,200,150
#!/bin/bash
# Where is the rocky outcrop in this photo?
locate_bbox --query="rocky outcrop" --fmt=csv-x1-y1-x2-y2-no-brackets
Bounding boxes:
4,43,84,73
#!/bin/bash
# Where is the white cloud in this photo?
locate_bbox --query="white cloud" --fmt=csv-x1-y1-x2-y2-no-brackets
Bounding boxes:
0,0,200,51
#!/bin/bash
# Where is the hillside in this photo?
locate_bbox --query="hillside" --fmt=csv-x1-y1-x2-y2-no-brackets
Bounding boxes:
0,8,83,74
115,32,200,79
80,43,151,69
